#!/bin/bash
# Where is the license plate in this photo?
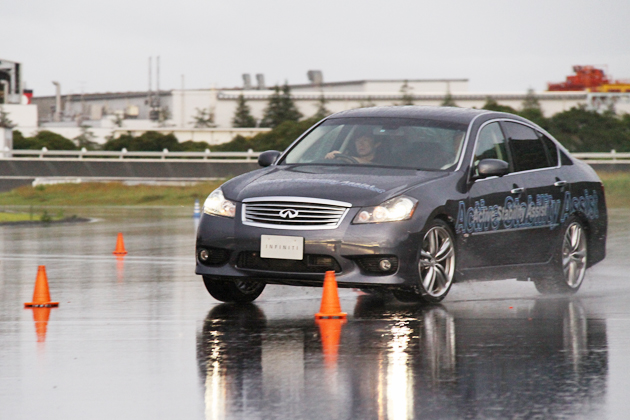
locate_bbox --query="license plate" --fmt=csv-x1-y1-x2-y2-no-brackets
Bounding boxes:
260,235,304,260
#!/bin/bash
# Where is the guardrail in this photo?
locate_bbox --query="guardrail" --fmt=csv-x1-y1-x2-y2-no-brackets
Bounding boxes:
2,148,629,162
3,147,261,160
572,151,630,161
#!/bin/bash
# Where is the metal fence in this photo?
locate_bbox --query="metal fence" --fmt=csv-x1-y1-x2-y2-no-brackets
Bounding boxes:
3,148,630,163
572,151,630,162
4,148,261,160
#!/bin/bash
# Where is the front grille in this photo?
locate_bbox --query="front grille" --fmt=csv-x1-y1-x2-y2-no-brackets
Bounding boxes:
237,251,342,273
242,197,351,230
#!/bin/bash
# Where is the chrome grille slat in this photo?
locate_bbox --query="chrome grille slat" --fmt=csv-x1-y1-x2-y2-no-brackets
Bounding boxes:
247,207,345,214
246,211,343,219
246,217,338,224
248,203,346,211
242,196,351,230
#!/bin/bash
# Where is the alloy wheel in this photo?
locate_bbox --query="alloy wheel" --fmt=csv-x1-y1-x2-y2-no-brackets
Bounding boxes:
419,226,455,297
562,222,587,288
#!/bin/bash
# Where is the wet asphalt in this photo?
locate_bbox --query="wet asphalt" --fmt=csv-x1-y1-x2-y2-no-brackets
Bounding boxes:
0,207,629,420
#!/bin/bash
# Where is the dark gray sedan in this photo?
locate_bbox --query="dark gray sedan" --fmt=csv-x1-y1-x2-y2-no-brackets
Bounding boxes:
196,106,607,303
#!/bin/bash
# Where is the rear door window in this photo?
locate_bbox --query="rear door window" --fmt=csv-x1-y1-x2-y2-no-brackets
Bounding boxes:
502,122,550,172
539,133,559,167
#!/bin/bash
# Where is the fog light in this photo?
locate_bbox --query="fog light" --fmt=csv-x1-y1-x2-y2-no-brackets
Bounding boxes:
379,259,392,271
198,249,209,262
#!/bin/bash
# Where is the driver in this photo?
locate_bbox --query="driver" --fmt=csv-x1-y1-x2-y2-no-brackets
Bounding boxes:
325,134,381,164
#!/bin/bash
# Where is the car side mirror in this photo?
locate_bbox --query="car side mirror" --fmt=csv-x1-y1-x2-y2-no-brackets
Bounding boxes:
477,159,509,178
258,150,281,167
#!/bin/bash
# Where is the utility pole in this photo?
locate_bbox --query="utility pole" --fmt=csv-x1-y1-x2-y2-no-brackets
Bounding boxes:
181,74,185,128
147,57,152,119
156,56,161,110
52,81,61,122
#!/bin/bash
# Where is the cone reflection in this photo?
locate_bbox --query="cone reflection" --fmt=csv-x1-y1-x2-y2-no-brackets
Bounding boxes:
316,317,346,368
31,307,51,343
116,256,125,283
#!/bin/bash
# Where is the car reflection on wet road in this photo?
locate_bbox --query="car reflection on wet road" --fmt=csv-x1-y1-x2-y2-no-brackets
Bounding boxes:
1,208,629,420
198,297,607,420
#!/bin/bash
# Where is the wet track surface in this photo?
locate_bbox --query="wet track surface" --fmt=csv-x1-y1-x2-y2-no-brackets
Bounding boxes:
1,207,629,420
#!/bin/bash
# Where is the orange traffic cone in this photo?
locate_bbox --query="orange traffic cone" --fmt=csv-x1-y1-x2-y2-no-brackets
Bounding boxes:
24,266,59,308
316,317,346,367
315,271,347,319
113,232,127,255
32,307,52,343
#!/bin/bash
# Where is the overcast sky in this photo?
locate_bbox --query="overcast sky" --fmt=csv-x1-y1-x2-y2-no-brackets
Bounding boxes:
4,0,630,97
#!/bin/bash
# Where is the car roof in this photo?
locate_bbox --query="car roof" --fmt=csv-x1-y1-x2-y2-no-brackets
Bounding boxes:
326,105,536,127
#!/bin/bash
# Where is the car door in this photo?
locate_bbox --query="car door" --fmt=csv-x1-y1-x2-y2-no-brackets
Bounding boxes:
501,121,563,264
459,121,528,268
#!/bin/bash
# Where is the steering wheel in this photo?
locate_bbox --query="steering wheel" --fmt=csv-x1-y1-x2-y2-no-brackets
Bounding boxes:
333,153,359,164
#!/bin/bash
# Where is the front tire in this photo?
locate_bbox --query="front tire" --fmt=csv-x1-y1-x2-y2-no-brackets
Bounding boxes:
534,217,587,294
203,276,266,303
393,219,456,304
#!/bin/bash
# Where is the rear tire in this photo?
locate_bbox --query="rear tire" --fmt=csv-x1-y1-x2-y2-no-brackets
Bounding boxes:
534,216,587,295
393,219,456,304
202,276,266,303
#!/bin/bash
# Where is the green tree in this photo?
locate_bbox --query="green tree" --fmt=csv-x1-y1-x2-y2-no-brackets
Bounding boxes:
178,140,211,151
192,107,216,128
546,107,630,152
13,130,77,150
313,93,331,120
397,80,414,106
482,97,518,114
74,125,100,150
232,95,257,127
518,88,547,128
213,117,319,152
33,131,77,150
260,83,302,128
441,91,457,107
0,107,14,128
158,106,171,127
521,88,540,110
103,131,180,151
358,96,376,108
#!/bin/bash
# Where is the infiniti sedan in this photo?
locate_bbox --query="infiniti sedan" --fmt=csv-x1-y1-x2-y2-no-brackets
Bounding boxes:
196,106,607,303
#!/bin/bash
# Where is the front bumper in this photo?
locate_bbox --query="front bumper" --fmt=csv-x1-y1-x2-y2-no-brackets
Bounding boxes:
195,210,423,288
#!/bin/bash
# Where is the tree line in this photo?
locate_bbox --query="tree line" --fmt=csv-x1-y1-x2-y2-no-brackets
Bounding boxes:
10,84,630,153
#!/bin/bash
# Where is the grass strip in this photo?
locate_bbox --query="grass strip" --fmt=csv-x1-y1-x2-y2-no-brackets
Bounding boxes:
0,172,627,208
0,181,223,207
597,172,630,208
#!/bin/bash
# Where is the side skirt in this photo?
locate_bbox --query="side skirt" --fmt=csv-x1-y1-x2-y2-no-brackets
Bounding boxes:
456,259,554,282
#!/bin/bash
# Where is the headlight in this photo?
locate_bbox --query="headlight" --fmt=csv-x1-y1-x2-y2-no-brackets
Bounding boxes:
203,189,236,218
353,196,417,224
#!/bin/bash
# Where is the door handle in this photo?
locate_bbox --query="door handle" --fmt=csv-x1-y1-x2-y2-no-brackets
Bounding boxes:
554,180,567,187
510,187,524,194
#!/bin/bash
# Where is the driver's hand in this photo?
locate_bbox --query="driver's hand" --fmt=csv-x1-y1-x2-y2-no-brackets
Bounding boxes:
325,151,341,160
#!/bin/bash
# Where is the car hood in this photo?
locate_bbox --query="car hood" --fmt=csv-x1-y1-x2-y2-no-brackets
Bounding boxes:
221,164,450,207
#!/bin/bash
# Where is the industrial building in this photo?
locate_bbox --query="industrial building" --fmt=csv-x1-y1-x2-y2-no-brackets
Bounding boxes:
3,59,629,146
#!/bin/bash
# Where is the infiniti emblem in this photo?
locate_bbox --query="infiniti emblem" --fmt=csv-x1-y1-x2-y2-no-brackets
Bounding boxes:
279,209,299,219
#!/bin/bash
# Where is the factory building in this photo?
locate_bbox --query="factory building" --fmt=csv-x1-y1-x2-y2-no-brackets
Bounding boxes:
7,66,627,146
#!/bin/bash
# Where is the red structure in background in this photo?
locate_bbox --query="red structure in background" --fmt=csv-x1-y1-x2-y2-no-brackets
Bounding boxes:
23,89,33,104
548,66,611,91
548,66,630,92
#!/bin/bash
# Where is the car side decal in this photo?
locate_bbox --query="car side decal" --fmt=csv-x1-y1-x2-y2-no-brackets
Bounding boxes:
455,190,598,235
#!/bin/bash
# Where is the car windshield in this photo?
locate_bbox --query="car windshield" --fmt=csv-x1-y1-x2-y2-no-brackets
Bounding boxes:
282,117,468,171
